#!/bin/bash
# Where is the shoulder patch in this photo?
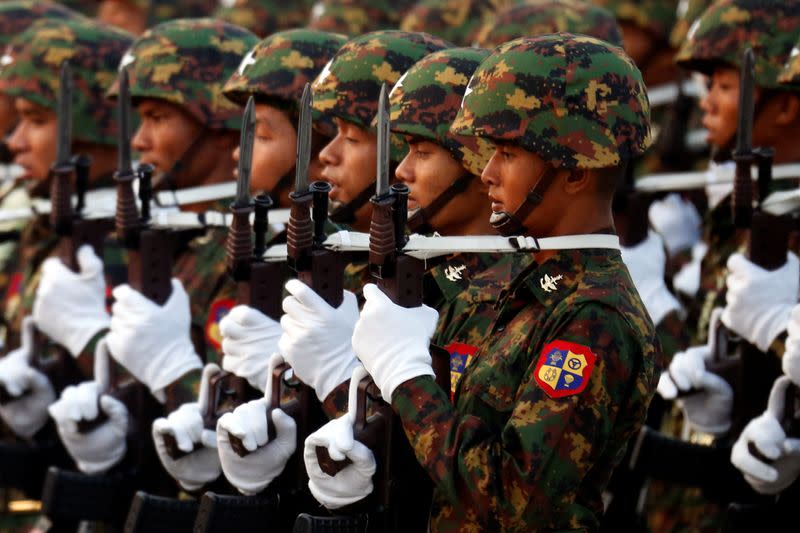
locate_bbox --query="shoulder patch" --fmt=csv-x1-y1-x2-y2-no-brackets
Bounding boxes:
445,341,478,401
534,340,596,399
205,298,235,352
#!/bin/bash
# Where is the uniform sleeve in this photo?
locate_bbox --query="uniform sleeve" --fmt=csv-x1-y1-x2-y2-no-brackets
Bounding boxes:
392,302,653,529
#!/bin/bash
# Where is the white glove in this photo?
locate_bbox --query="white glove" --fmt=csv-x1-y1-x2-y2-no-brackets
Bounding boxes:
32,245,110,357
304,366,376,509
673,241,708,298
351,284,437,402
217,352,298,495
731,376,800,494
278,279,360,401
621,231,682,325
0,317,56,438
106,279,202,401
782,305,800,386
220,305,282,392
48,376,128,475
648,193,701,257
657,343,733,435
152,364,223,492
722,252,799,352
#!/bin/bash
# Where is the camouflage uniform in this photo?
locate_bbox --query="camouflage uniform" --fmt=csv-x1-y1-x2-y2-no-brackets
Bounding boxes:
382,35,658,531
213,0,315,37
0,17,133,365
308,0,416,37
399,0,513,47
110,18,258,398
593,0,678,44
475,0,624,49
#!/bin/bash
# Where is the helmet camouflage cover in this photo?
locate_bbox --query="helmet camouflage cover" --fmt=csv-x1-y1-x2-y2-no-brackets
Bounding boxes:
452,33,651,169
669,0,711,48
476,0,624,49
308,0,417,36
213,0,315,37
110,18,259,131
223,29,347,136
0,1,82,47
390,47,493,176
150,0,218,23
400,0,513,47
593,0,678,42
676,0,800,89
0,17,133,146
779,43,800,86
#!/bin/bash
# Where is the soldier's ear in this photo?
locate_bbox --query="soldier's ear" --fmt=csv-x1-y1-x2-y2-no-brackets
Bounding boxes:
563,168,589,195
774,93,800,127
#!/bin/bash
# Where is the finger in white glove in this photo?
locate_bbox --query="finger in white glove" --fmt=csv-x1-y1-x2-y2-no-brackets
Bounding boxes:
621,231,682,326
673,241,708,298
657,344,710,400
220,305,281,392
783,304,800,387
678,370,733,435
648,193,702,257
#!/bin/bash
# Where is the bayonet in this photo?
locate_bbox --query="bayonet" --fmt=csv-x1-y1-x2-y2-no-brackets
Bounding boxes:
294,84,312,195
234,97,255,208
732,47,755,227
56,62,72,167
376,83,390,197
117,67,132,176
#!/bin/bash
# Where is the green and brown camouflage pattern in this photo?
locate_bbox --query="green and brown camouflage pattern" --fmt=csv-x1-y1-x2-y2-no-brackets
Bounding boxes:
779,43,800,86
476,0,624,49
0,1,83,47
150,0,218,23
669,0,712,48
452,34,651,169
0,17,133,146
213,0,315,37
308,0,417,36
223,29,347,136
389,47,493,177
58,0,97,16
593,0,678,41
312,30,452,161
109,18,259,131
675,0,800,89
399,0,512,47
392,247,658,531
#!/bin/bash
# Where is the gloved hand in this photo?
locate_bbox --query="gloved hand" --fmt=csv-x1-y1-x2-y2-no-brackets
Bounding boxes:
0,317,55,438
278,279,360,401
220,305,282,392
648,193,701,257
217,352,298,495
731,376,800,494
304,366,376,509
33,245,110,357
621,231,682,326
152,364,222,492
722,252,799,352
48,374,128,475
657,343,733,435
673,241,708,298
351,284,437,402
106,279,202,402
782,305,800,386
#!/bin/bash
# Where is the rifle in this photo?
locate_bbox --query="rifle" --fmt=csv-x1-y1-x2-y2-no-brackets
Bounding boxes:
612,160,650,248
313,85,450,533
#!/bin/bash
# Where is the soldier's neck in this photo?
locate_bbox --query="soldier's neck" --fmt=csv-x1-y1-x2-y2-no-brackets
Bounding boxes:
82,145,117,185
770,140,800,165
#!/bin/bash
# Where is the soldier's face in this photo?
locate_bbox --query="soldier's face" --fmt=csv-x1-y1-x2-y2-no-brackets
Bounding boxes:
233,103,297,194
0,94,18,137
619,22,655,67
97,0,148,35
319,117,376,225
132,99,205,180
7,98,57,182
700,67,739,149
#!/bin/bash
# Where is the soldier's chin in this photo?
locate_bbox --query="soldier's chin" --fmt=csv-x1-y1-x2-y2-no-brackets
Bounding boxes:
408,206,421,218
329,199,345,214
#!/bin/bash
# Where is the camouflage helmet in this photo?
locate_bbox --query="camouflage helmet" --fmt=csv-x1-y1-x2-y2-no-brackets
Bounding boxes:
0,1,83,47
676,0,800,89
389,47,493,177
150,0,218,23
669,0,711,48
452,34,651,169
0,17,133,146
593,0,678,42
213,0,314,37
110,18,259,131
223,29,347,136
308,0,417,36
399,0,512,47
476,0,624,49
58,0,97,16
779,43,800,86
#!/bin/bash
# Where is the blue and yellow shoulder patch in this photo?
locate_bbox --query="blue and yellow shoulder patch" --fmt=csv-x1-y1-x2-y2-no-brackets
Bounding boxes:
534,340,596,399
446,341,478,401
205,298,235,352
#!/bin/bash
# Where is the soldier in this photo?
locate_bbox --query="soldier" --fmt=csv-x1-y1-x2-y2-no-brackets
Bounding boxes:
45,18,258,478
213,0,315,37
96,0,150,34
300,33,657,531
150,28,346,494
308,0,416,36
399,0,512,47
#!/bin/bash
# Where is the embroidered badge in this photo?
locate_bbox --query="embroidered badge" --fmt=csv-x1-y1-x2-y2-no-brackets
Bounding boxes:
205,298,235,352
445,341,478,401
444,264,467,282
540,273,563,293
3,272,22,315
534,340,596,399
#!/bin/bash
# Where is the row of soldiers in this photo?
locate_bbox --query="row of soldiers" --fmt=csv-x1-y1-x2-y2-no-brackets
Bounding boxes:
0,0,796,532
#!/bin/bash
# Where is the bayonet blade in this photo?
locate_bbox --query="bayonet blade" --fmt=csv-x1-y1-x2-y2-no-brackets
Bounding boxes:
117,66,132,174
376,83,390,196
56,62,72,166
294,83,312,194
735,47,755,155
235,96,255,207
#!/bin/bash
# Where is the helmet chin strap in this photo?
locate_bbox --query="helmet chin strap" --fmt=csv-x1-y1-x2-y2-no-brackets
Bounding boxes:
407,172,474,234
490,166,558,237
328,182,375,225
